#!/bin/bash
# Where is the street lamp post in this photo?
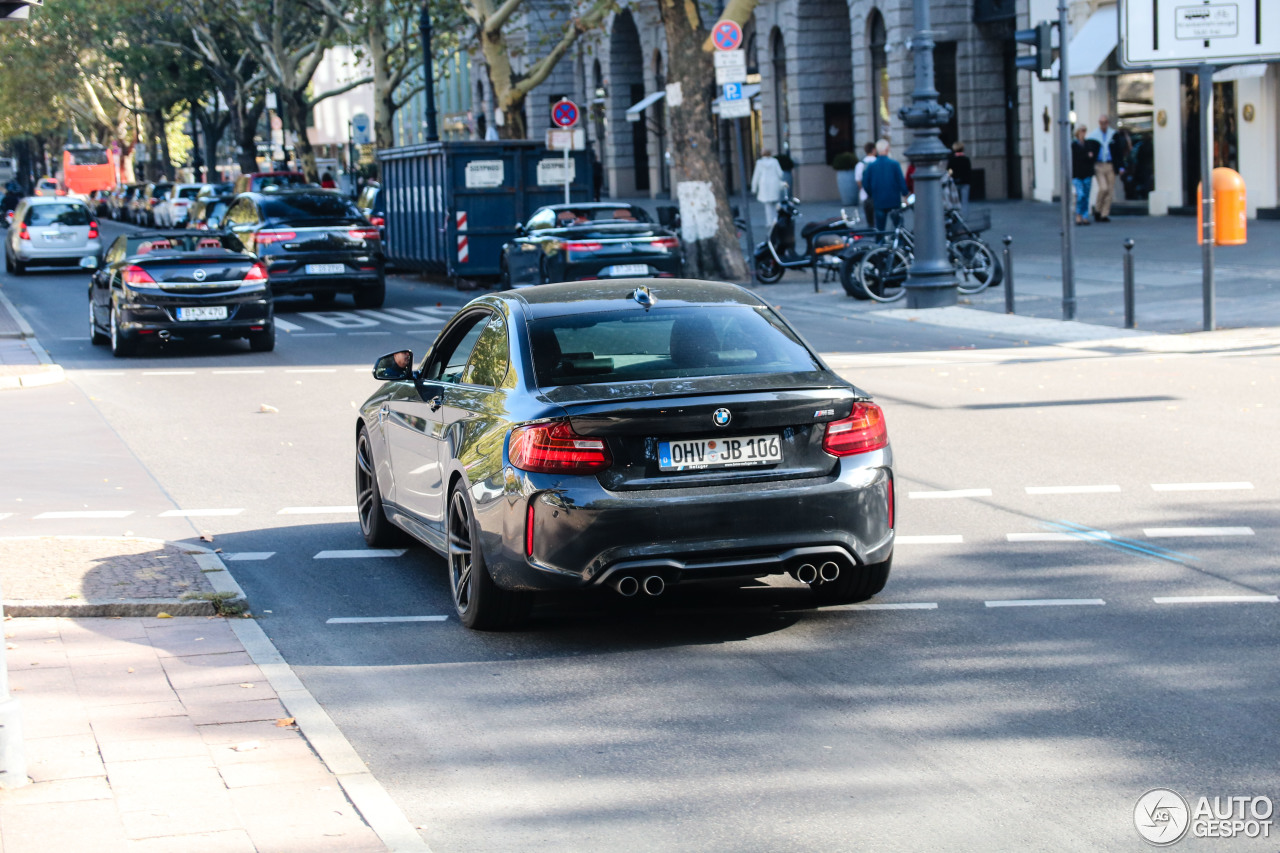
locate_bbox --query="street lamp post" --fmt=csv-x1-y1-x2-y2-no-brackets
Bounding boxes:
420,1,439,143
899,0,956,308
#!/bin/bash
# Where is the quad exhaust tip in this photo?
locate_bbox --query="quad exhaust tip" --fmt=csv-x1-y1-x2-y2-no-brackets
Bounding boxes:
819,561,841,582
614,575,639,597
643,575,665,597
795,563,818,584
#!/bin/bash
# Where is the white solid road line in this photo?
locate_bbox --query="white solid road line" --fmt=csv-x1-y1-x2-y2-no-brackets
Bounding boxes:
211,369,266,374
326,615,449,624
834,602,939,611
1151,482,1255,491
158,508,244,517
895,534,964,544
1025,485,1122,495
285,368,337,374
278,506,357,514
908,488,992,499
1143,527,1255,537
1153,595,1278,604
273,317,305,332
222,552,276,561
1007,531,1112,542
34,510,134,519
985,598,1106,607
141,370,197,376
314,549,407,559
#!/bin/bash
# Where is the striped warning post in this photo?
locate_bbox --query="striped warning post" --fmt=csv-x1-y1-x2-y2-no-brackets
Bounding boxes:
456,210,468,263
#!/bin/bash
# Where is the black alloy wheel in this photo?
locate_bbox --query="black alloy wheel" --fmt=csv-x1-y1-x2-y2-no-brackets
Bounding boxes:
356,427,405,547
109,302,136,357
810,556,892,605
447,484,531,630
89,296,107,345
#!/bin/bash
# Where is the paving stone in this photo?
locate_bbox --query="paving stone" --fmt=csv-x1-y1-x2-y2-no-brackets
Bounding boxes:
161,656,262,691
196,720,307,746
118,797,241,842
72,674,176,707
123,829,256,853
217,757,335,789
0,538,215,604
89,712,200,744
183,697,289,727
0,775,111,805
22,733,105,783
176,682,277,707
98,733,212,764
0,799,129,853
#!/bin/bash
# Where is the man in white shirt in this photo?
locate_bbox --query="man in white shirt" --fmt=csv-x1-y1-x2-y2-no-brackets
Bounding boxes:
852,142,876,225
1087,115,1119,222
751,149,785,233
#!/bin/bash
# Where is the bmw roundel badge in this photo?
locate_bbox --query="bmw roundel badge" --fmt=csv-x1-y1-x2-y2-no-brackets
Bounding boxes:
712,407,732,427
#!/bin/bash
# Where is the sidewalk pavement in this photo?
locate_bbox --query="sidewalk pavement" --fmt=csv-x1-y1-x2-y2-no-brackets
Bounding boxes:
0,537,428,852
0,288,63,391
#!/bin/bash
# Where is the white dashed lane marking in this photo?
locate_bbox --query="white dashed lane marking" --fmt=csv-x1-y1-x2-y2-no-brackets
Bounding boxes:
158,508,244,518
35,510,134,519
1151,482,1254,491
908,489,992,499
211,369,265,375
314,549,407,559
1025,485,1122,495
285,368,337,374
222,552,276,561
832,602,938,611
1143,527,1254,537
141,371,197,376
326,615,448,624
985,599,1107,608
895,535,964,544
1153,595,1278,604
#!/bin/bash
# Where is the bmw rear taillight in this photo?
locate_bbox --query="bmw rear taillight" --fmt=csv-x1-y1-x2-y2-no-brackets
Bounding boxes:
509,421,612,474
822,402,888,456
243,262,268,283
369,216,385,227
255,230,296,245
651,236,679,250
17,223,30,241
88,221,99,239
565,241,602,259
347,227,380,241
122,264,156,285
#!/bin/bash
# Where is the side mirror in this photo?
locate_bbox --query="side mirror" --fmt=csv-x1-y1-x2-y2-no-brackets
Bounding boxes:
79,256,99,270
373,349,414,381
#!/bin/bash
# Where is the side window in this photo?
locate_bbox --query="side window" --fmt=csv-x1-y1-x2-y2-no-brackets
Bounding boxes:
427,313,489,384
461,312,511,388
107,237,126,264
525,209,555,231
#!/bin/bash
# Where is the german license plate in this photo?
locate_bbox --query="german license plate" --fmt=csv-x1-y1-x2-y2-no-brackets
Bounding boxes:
658,434,782,472
606,264,649,276
176,306,228,321
306,263,345,275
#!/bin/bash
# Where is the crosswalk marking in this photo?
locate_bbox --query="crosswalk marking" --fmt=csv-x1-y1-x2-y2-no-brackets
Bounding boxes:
1026,485,1121,495
1143,527,1254,537
314,549,406,559
326,615,448,624
1151,482,1254,492
1153,595,1277,604
274,317,305,332
159,508,244,517
985,599,1106,608
34,510,134,519
222,552,276,561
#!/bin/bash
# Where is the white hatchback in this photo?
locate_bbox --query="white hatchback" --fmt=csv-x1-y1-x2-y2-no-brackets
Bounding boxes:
156,183,206,227
4,196,101,275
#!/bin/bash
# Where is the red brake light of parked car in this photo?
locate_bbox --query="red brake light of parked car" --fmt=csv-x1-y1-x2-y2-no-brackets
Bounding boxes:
347,227,380,241
565,241,602,259
243,262,268,283
122,265,156,285
254,230,296,245
88,221,99,239
17,223,30,241
368,216,385,227
508,421,612,474
822,402,888,456
650,236,679,250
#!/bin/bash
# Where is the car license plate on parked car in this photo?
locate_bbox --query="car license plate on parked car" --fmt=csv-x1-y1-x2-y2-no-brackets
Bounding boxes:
605,264,650,277
176,306,228,321
658,434,782,472
305,263,345,275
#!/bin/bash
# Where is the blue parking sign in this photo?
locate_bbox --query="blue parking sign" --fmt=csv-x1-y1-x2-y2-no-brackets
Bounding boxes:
723,83,743,101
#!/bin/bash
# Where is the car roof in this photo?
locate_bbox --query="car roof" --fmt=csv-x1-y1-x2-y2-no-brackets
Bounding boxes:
243,188,346,200
536,202,642,212
499,280,765,320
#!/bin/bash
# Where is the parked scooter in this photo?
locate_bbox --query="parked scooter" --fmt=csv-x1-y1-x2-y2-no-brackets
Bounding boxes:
753,197,867,288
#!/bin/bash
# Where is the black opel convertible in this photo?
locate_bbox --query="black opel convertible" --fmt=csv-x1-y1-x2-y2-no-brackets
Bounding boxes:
356,280,894,629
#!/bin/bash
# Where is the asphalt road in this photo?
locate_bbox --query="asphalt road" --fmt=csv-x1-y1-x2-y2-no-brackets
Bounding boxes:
3,218,1277,851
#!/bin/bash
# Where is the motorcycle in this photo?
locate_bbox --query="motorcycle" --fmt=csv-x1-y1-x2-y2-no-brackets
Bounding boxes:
753,197,868,288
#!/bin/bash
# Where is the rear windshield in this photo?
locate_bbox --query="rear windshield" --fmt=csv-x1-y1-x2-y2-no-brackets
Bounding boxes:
262,194,362,222
125,234,247,255
255,174,307,190
552,206,650,225
37,179,58,189
67,148,109,166
177,186,202,199
27,204,90,226
529,306,820,387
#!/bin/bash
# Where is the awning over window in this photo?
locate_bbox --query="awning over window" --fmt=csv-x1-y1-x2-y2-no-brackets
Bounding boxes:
625,91,666,116
1063,4,1117,78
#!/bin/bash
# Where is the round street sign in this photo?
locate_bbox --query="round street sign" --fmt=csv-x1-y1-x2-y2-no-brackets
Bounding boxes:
712,20,743,51
551,98,580,129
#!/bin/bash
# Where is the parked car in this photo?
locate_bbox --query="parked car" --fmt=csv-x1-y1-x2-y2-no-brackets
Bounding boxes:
84,230,273,356
197,182,234,198
221,189,384,307
34,177,60,196
137,182,173,226
232,171,308,194
355,279,895,629
87,189,113,218
5,196,100,275
185,194,235,231
111,183,143,220
355,183,384,238
155,183,205,227
499,203,682,288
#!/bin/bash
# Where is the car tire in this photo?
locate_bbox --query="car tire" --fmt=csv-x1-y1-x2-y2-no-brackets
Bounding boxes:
356,426,407,548
810,556,892,605
248,323,275,352
89,297,108,345
12,257,25,276
447,483,532,630
753,253,785,284
109,303,137,357
354,275,386,309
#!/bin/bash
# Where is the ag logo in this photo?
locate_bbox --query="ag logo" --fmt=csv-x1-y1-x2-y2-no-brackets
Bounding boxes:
193,268,206,281
712,408,732,427
1134,788,1190,846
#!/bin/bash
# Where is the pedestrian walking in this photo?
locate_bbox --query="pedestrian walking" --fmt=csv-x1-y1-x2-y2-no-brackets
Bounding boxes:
947,141,972,216
853,141,876,226
1071,126,1095,226
320,171,337,189
750,149,786,234
1086,115,1126,222
860,139,908,231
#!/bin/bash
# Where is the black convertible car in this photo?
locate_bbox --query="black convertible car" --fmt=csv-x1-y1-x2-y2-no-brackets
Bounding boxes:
356,280,895,630
499,203,682,288
85,231,273,356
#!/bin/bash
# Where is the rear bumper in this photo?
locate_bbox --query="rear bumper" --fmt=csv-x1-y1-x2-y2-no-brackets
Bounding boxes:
559,255,682,282
265,265,384,296
116,298,272,336
13,240,101,263
475,449,894,592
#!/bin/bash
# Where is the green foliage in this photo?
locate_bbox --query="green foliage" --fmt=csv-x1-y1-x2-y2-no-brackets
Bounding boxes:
832,151,859,172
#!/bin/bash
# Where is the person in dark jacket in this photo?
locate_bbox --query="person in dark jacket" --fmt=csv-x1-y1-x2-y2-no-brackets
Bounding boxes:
2,182,21,219
947,141,973,215
861,139,908,231
1071,125,1095,226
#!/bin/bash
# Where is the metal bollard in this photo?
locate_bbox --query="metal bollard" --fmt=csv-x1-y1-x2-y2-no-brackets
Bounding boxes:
1002,235,1015,314
1123,238,1136,329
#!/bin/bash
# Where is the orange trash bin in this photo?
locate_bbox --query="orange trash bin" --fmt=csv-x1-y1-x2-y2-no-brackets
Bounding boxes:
1197,167,1247,245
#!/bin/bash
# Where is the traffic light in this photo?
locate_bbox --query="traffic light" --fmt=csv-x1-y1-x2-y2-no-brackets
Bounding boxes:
1015,22,1056,80
0,0,41,21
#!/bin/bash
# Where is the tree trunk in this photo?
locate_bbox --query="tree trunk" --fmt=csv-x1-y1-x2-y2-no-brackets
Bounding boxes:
370,9,396,150
282,91,318,179
145,110,165,181
233,94,264,178
656,0,747,280
497,103,527,140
